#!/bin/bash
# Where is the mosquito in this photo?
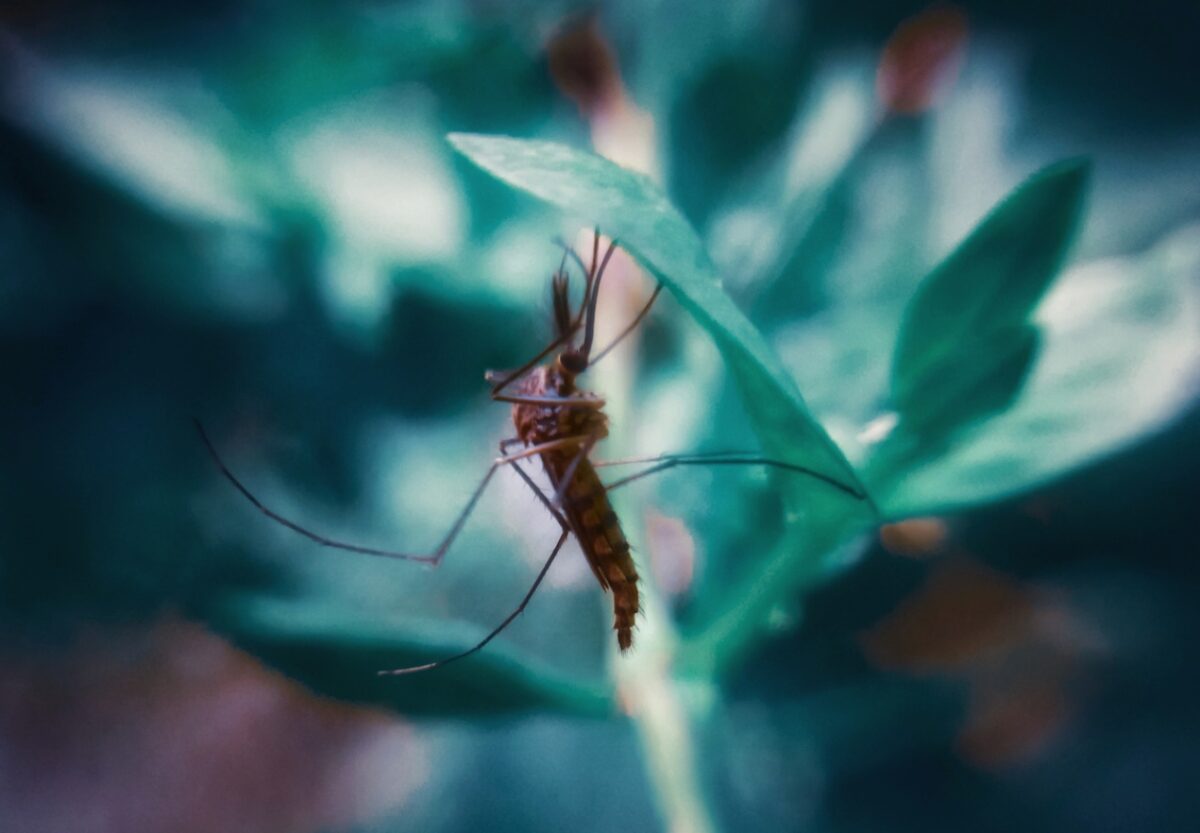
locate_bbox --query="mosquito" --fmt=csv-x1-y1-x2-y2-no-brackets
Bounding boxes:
196,230,867,675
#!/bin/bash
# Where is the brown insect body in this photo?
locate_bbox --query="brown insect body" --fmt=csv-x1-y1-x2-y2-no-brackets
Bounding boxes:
511,360,639,651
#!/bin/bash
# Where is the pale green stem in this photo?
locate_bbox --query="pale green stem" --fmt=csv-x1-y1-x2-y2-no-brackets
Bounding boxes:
594,257,720,833
612,569,717,833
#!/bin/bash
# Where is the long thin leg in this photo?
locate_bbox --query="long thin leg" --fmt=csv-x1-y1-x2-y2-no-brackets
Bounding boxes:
195,419,506,565
588,283,664,367
376,528,571,676
594,451,869,501
595,451,764,468
486,330,575,395
501,443,572,530
496,434,593,466
492,393,606,409
547,433,600,509
378,441,576,676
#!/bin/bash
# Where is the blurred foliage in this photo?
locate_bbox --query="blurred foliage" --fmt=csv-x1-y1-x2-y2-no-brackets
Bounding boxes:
887,159,1087,449
1,1,1198,832
207,591,612,717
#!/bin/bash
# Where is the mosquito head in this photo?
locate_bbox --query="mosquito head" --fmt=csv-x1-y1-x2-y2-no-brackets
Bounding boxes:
558,348,588,375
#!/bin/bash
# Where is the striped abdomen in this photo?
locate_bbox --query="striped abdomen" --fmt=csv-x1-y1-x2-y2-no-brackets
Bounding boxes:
544,454,639,651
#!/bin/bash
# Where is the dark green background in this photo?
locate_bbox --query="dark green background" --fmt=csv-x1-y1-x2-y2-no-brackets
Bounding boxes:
1,1,1197,831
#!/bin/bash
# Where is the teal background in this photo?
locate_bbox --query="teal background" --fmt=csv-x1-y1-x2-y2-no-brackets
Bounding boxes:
1,2,1197,832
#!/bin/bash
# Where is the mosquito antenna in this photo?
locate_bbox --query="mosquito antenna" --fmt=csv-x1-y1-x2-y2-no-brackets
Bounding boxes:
551,254,573,339
589,283,663,367
551,235,591,290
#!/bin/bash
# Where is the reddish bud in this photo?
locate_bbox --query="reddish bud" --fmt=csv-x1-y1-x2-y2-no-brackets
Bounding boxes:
877,4,969,114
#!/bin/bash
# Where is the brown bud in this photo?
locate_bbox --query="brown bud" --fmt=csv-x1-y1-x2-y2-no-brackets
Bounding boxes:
877,4,969,114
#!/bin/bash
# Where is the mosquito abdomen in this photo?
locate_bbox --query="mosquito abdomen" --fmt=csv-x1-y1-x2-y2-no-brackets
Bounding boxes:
555,457,639,651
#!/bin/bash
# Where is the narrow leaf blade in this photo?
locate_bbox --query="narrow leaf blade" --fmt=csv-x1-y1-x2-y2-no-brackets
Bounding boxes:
891,159,1090,432
873,224,1200,515
203,592,614,717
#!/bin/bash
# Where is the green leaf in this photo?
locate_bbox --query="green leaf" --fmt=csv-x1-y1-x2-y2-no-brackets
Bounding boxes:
905,324,1041,446
203,591,614,717
448,133,876,674
448,133,861,491
872,223,1200,515
890,159,1090,439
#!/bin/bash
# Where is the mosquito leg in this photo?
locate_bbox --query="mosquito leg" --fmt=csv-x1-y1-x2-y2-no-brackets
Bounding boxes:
375,434,591,675
594,451,758,468
547,433,600,510
595,452,869,501
495,434,593,466
492,393,607,409
194,419,511,565
486,330,575,396
588,283,664,367
501,441,572,532
376,527,570,676
378,441,575,675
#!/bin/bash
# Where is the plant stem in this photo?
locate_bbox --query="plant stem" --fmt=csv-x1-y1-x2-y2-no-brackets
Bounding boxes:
613,577,717,833
595,247,720,833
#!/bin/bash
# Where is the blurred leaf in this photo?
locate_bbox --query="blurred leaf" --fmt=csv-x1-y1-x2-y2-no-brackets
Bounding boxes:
861,559,1035,673
748,163,856,327
668,52,805,227
908,323,1041,444
447,134,876,674
621,0,788,117
7,58,261,227
872,223,1200,515
705,59,876,307
203,592,614,718
890,159,1090,440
